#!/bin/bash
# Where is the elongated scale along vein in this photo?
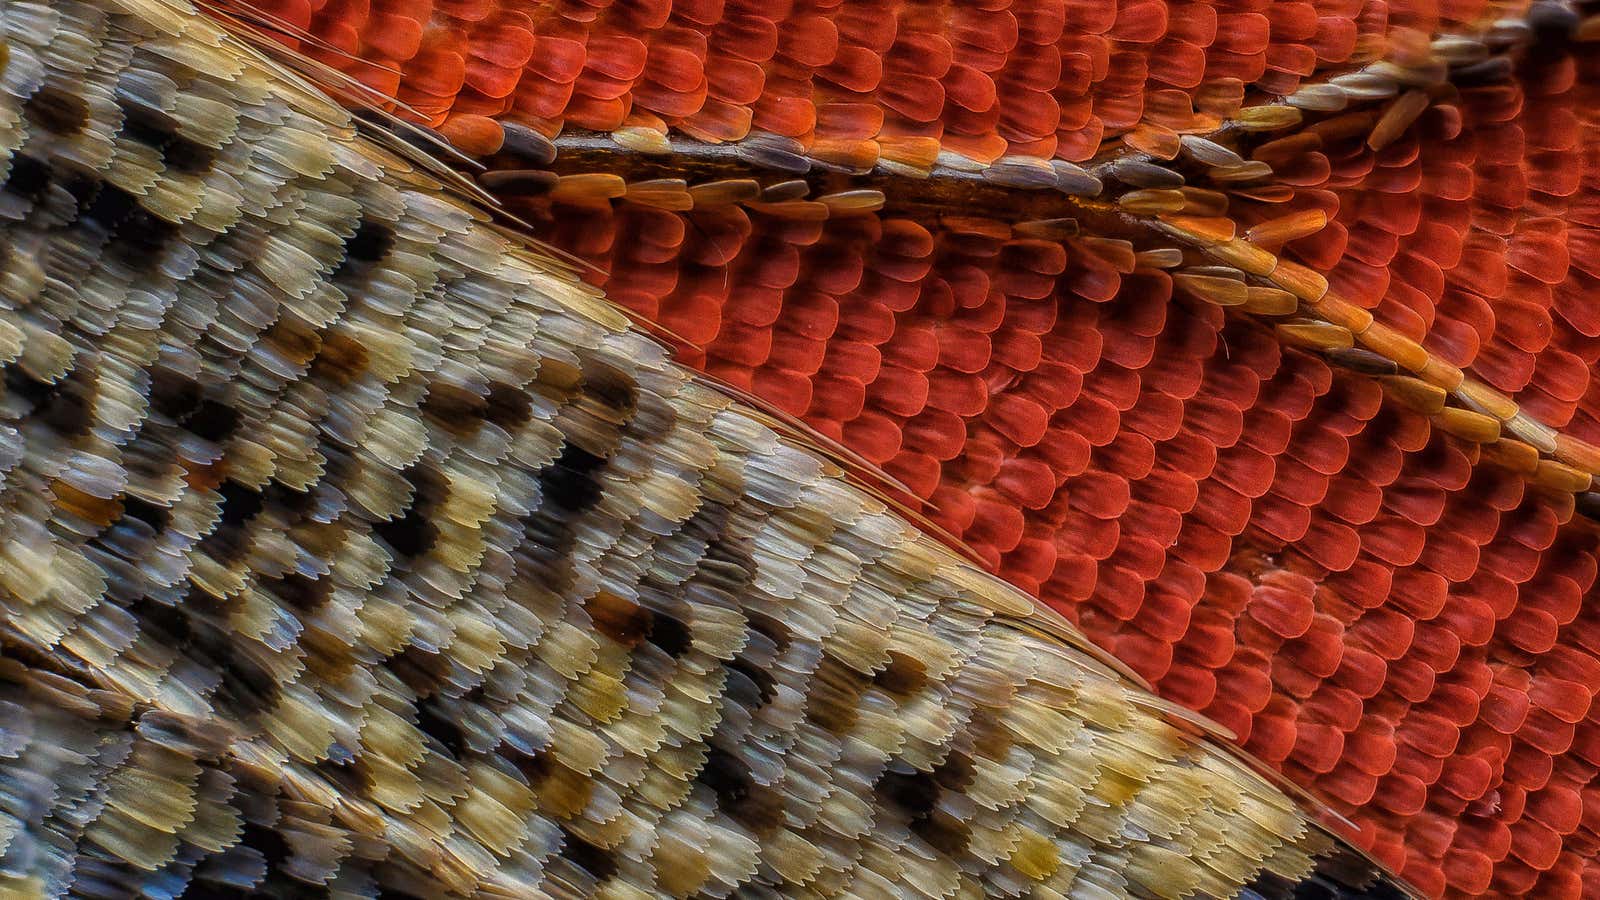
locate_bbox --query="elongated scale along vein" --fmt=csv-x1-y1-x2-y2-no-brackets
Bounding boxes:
0,2,1419,899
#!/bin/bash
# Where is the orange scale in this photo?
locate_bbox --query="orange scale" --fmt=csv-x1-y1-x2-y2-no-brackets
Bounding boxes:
1348,602,1418,662
966,493,1028,555
706,323,773,367
1500,606,1562,656
1540,644,1600,691
402,43,469,100
1064,468,1131,521
634,79,709,119
1096,97,1156,142
1059,509,1122,561
1211,10,1272,53
739,365,809,413
1094,432,1155,482
463,58,526,99
950,8,1019,58
772,14,837,69
563,93,629,129
1529,358,1596,420
1177,617,1237,674
1245,700,1303,764
1418,524,1485,590
1344,438,1404,489
1334,718,1401,778
1291,613,1347,676
876,325,939,374
1399,863,1450,900
1250,493,1313,543
804,373,867,421
1314,225,1384,278
1264,0,1319,38
1324,260,1391,308
1390,658,1442,708
1481,541,1546,590
578,33,649,83
916,369,987,418
528,34,592,86
1288,720,1346,774
998,47,1062,96
1358,515,1426,568
1331,556,1398,615
1212,446,1277,499
939,63,1000,116
1083,364,1144,413
1442,588,1502,644
1532,863,1587,900
1411,617,1463,672
815,45,882,95
1283,427,1351,479
710,14,778,62
1110,628,1172,681
1525,150,1585,199
928,484,979,533
1380,478,1447,527
1505,219,1573,287
1510,711,1574,759
764,330,831,376
638,41,708,99
992,456,1058,511
929,325,989,375
432,0,493,21
1507,817,1565,875
748,92,815,136
1158,432,1221,483
1330,645,1389,702
1175,396,1243,450
1475,164,1533,213
1265,30,1323,73
360,12,425,61
511,78,578,119
838,411,904,465
979,393,1046,447
1380,283,1439,336
1052,116,1106,162
1304,13,1360,61
1501,505,1561,556
702,57,765,106
1449,832,1508,887
1191,482,1255,540
1120,392,1185,442
1528,677,1593,726
1328,763,1389,813
1157,661,1218,710
1206,47,1269,84
1122,501,1183,555
885,33,955,83
1040,553,1098,607
863,365,930,419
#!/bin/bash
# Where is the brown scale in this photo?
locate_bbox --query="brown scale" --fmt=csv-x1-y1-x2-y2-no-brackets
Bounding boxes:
0,2,1424,899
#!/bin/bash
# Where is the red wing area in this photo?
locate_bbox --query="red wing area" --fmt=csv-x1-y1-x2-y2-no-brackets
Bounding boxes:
214,2,1600,897
245,0,1497,160
524,178,1600,900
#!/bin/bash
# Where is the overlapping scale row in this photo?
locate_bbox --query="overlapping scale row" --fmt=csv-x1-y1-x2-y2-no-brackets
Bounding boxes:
243,0,1505,164
0,3,1418,899
506,142,1600,896
1182,27,1600,900
203,1,1600,898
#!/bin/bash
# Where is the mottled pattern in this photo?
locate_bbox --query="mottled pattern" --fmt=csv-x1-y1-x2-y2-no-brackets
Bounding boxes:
198,2,1600,895
0,1,1411,898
